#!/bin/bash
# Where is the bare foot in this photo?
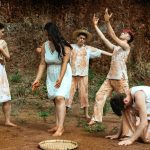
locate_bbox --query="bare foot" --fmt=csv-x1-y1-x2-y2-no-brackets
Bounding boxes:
5,122,17,127
48,126,58,133
88,120,96,126
52,127,64,137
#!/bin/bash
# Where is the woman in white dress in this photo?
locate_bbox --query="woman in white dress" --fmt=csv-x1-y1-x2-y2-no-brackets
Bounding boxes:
32,22,72,136
0,23,16,127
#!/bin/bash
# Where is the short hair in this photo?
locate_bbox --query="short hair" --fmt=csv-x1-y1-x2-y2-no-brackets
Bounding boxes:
122,29,134,43
77,32,87,38
110,93,126,116
0,23,4,30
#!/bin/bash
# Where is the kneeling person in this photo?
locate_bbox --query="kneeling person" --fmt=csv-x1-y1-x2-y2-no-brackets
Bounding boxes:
107,86,150,145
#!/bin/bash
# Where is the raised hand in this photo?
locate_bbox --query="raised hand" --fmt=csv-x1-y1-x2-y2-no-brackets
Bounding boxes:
104,8,113,22
93,14,99,26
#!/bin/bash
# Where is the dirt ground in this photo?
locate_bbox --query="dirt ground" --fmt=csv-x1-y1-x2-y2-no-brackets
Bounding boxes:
0,103,150,150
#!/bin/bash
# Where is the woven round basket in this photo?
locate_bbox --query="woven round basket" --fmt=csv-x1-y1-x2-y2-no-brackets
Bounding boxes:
39,139,78,150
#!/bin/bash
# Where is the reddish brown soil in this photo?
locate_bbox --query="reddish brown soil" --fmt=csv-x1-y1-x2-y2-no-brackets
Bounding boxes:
0,104,150,150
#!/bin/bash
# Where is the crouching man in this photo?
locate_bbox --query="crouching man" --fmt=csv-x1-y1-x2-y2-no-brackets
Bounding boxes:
106,86,150,145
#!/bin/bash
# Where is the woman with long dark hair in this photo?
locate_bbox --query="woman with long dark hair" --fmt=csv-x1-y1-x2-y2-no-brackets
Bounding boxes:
32,22,72,136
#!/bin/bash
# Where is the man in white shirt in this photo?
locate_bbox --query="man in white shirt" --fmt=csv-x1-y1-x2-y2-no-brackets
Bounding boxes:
66,28,112,118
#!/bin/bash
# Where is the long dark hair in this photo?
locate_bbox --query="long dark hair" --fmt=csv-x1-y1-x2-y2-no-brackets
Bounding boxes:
110,93,126,116
44,22,72,58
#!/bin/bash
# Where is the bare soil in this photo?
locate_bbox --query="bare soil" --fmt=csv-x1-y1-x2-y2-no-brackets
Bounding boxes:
0,103,150,150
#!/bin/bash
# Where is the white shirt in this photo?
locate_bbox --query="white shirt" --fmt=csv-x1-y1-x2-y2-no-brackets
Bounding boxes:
70,44,101,76
131,86,150,120
107,46,130,80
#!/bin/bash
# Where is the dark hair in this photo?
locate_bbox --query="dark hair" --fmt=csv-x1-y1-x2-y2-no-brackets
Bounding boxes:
77,32,87,38
0,23,4,30
44,22,72,58
128,33,134,44
110,93,126,116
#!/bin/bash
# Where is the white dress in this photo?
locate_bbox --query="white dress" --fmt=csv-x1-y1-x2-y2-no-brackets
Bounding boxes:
44,41,72,100
0,40,11,103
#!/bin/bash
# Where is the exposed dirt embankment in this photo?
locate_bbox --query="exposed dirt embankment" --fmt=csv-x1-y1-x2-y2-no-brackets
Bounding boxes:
0,0,149,81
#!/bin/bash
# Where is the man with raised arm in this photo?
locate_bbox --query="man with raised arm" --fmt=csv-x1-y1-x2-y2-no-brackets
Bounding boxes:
89,9,134,125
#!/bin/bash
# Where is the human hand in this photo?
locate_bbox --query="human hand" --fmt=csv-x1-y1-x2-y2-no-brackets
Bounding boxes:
36,47,42,54
105,134,120,140
55,78,62,88
104,8,113,22
32,80,40,91
93,14,99,26
118,139,133,146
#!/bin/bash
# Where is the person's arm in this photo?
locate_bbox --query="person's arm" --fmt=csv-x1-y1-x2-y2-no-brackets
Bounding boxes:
93,14,116,51
55,46,71,88
101,50,112,56
0,42,10,60
118,91,148,146
32,44,46,90
105,121,123,139
104,8,129,50
88,46,112,59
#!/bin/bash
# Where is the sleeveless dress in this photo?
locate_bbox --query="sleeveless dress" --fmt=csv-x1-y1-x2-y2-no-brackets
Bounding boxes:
44,41,72,100
0,40,11,103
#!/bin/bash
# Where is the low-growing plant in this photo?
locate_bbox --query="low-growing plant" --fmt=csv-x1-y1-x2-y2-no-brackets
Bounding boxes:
77,118,106,133
32,89,40,96
110,126,119,134
10,71,22,83
84,122,106,133
38,111,49,122
89,69,95,81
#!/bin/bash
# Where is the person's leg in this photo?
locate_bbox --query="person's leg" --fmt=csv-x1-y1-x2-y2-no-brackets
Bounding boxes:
78,76,90,119
141,120,150,143
113,79,129,94
89,79,113,125
52,96,66,136
84,107,90,119
65,77,77,110
48,100,59,133
2,101,17,127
